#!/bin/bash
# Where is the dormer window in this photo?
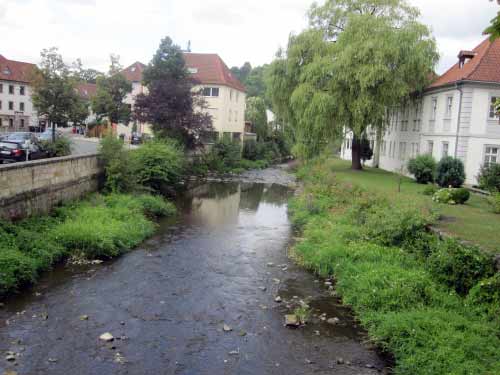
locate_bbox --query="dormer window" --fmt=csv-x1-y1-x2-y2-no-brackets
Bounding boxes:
458,50,475,69
188,67,198,74
2,67,10,75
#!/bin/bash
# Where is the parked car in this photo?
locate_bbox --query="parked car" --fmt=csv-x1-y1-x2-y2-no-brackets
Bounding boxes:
0,140,48,163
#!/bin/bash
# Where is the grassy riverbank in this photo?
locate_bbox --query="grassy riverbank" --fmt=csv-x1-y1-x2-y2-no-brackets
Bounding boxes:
0,193,175,296
290,157,500,374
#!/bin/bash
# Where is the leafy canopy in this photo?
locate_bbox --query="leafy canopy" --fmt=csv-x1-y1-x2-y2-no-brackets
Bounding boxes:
245,97,268,141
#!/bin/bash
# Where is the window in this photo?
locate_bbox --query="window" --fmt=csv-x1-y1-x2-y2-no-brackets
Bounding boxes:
232,132,241,142
442,142,449,158
9,118,13,127
431,97,438,120
445,96,453,118
413,101,422,131
484,146,499,166
20,119,25,127
427,140,434,155
20,102,25,111
8,101,13,110
0,84,3,93
0,100,2,109
20,86,25,96
489,96,499,119
202,87,220,97
8,85,14,94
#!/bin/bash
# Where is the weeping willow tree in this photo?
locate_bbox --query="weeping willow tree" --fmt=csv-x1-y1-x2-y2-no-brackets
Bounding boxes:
266,0,438,169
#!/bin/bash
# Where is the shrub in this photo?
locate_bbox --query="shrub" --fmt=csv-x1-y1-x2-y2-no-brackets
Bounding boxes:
99,135,136,193
450,187,470,204
436,156,465,188
131,140,184,194
432,187,470,205
466,273,500,321
427,239,495,295
0,248,38,295
242,140,258,161
478,163,500,192
422,184,438,196
407,154,436,184
487,192,500,214
41,137,72,157
204,140,242,173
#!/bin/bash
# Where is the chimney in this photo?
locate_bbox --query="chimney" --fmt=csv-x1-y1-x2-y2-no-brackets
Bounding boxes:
458,50,476,69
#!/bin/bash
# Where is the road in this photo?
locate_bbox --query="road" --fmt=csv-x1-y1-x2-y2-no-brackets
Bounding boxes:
71,137,100,155
0,167,388,375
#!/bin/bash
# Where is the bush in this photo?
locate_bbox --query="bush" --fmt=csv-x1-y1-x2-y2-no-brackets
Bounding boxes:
131,140,184,194
408,154,436,184
242,140,258,161
422,184,438,196
436,156,466,188
450,187,470,204
0,248,38,295
427,239,495,295
466,273,500,321
41,137,72,157
487,192,500,214
478,163,500,192
99,135,136,193
432,187,470,205
204,140,242,173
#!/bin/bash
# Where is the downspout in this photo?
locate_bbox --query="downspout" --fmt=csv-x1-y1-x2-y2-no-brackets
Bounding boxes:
454,83,463,158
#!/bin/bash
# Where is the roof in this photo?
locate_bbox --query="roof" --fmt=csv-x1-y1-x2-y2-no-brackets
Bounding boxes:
122,53,246,92
183,53,246,92
0,54,36,83
76,82,97,100
429,38,500,89
121,61,147,82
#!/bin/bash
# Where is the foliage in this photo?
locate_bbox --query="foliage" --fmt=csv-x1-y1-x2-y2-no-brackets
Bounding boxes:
451,188,471,204
40,137,72,157
130,140,185,194
99,135,136,193
360,138,373,162
242,140,281,162
422,184,438,196
487,192,500,214
245,97,268,140
478,163,500,192
408,154,436,184
230,63,269,99
484,6,500,40
133,37,213,148
267,0,438,167
436,156,466,188
71,58,103,83
427,239,494,295
203,140,242,173
432,188,470,205
466,273,500,322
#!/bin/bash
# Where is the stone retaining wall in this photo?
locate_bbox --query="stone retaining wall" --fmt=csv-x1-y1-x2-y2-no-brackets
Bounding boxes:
0,154,103,220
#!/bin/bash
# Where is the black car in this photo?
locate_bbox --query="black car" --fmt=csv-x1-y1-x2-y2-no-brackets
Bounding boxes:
0,139,48,164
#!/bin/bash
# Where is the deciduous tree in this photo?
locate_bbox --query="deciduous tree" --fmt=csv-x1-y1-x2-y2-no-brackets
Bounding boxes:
485,0,500,40
245,97,268,140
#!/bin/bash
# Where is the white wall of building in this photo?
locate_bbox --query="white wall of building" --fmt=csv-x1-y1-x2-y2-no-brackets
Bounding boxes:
0,80,36,132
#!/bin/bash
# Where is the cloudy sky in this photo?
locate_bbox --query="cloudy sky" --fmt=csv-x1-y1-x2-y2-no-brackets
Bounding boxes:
0,0,498,74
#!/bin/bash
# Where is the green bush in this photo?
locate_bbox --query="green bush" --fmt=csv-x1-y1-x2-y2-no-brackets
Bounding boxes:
242,140,258,161
436,156,466,188
427,239,495,295
131,140,184,194
203,140,242,173
408,154,436,184
0,247,38,295
487,192,500,214
422,184,438,196
466,273,500,321
432,187,470,205
99,135,136,193
450,187,470,204
478,163,500,192
41,137,72,157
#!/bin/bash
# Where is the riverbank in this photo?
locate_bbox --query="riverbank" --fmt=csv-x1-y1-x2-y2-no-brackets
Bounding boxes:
289,157,500,374
0,193,175,297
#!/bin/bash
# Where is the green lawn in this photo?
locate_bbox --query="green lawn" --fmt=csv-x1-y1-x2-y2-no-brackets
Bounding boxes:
328,159,500,253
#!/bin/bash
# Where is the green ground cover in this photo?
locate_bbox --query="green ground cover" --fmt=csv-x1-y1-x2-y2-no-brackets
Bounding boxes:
290,157,500,374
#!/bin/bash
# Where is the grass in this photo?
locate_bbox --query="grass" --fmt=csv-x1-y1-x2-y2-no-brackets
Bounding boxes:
0,193,175,296
326,158,500,253
290,157,500,374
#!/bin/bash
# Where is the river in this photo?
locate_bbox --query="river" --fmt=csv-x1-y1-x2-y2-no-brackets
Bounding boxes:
0,167,388,375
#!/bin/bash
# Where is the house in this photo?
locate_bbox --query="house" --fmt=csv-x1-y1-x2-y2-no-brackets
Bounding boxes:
341,37,500,185
119,53,247,143
0,55,38,133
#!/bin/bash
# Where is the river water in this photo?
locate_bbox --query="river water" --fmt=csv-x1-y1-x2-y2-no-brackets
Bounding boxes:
0,168,388,374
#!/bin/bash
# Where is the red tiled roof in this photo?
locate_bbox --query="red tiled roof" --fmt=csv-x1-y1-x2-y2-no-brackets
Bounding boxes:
183,53,246,92
76,82,97,100
121,61,147,82
0,54,36,83
122,54,246,92
429,38,500,89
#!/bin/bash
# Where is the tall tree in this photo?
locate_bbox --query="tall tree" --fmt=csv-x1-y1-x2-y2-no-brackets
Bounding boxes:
91,56,132,127
71,58,103,83
485,0,500,40
31,47,80,141
245,97,268,141
134,37,213,148
267,0,438,168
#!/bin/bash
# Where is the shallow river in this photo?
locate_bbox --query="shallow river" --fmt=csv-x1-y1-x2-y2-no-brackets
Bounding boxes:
0,169,388,374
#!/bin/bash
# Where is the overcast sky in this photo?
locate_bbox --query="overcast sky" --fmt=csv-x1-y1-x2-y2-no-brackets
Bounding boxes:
0,0,498,75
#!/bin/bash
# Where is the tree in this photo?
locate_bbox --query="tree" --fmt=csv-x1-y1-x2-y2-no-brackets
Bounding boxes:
133,36,213,148
91,56,132,127
230,62,252,83
31,47,80,141
68,95,90,127
485,0,500,40
245,97,268,140
267,0,438,168
71,58,103,83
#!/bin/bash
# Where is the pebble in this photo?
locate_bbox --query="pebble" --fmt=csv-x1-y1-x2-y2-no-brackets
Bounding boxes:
274,296,282,303
223,324,232,332
5,351,16,361
285,314,300,327
99,333,114,342
336,357,345,365
266,263,274,267
228,350,239,356
48,358,58,363
258,286,267,292
324,281,333,287
79,315,89,321
327,317,340,325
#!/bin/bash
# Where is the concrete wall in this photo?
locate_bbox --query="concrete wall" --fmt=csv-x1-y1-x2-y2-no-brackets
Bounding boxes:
0,154,102,220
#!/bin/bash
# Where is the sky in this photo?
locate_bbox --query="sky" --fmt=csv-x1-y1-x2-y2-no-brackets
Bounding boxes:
0,0,498,75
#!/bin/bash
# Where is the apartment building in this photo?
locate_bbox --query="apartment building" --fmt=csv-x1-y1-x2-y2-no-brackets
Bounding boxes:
0,55,37,133
341,37,500,185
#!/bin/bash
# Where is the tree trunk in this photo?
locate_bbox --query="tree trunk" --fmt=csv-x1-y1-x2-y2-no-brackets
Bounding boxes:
351,134,362,170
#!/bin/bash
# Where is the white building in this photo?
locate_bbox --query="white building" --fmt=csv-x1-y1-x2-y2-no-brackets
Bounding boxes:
120,53,247,142
0,55,37,133
341,37,500,185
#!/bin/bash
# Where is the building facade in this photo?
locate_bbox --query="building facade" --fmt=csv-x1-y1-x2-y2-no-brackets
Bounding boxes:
341,38,500,185
0,55,37,133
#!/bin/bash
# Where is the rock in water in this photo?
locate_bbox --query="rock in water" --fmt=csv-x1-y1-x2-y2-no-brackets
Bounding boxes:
327,317,340,325
275,296,282,303
223,324,232,332
99,332,114,342
285,314,300,327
